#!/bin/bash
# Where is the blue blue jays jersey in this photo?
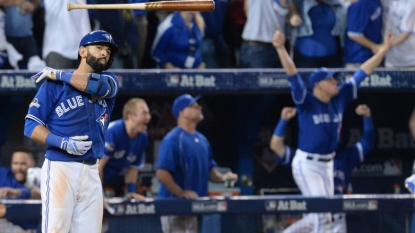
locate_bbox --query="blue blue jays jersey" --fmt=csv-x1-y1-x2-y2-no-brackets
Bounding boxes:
0,167,38,229
288,70,368,154
103,119,148,180
25,72,119,161
0,167,28,196
156,126,217,197
275,117,375,194
152,12,204,68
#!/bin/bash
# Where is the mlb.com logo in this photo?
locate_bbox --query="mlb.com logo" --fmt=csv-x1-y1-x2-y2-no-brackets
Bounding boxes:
165,74,216,88
167,75,180,86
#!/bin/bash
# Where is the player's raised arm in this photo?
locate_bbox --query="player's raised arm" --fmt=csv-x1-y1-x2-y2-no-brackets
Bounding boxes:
31,67,118,99
272,27,297,76
355,104,375,155
273,27,306,103
270,107,296,157
360,32,394,76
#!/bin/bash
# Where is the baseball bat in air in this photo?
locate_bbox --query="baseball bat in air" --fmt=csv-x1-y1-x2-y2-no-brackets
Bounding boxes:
67,0,215,12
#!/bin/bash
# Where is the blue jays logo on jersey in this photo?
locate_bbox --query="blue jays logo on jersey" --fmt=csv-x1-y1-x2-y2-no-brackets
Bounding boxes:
97,111,109,130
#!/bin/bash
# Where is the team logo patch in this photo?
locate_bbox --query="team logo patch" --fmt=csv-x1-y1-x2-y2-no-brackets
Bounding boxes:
29,98,40,108
97,112,109,130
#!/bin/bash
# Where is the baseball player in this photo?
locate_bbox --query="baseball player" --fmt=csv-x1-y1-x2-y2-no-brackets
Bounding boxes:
272,27,392,232
156,94,238,233
0,148,41,231
270,104,375,233
99,98,150,201
23,30,119,233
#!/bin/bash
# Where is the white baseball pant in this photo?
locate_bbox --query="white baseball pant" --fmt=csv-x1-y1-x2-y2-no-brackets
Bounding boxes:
286,149,334,233
41,159,103,233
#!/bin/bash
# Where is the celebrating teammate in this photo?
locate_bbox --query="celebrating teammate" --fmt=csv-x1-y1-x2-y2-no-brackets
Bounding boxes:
24,30,120,233
270,104,375,233
272,27,393,232
156,94,238,233
99,98,150,201
0,148,41,232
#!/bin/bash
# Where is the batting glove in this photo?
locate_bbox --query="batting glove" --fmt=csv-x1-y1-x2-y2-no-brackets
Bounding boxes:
61,136,92,156
31,67,63,83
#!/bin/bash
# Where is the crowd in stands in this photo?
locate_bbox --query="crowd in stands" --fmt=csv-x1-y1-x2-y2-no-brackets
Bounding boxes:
1,0,414,71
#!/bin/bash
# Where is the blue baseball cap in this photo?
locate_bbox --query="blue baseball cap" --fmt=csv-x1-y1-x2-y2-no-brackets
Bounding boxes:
309,67,337,88
172,94,201,119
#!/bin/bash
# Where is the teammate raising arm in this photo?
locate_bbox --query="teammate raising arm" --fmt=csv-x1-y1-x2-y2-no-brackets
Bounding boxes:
23,30,120,233
272,27,392,233
270,104,375,233
269,106,296,163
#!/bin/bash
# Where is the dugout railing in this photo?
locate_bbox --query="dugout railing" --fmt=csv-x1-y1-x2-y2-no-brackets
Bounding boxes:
1,194,414,232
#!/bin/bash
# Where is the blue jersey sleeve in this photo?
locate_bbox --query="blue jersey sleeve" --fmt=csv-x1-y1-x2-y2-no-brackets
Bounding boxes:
336,145,362,180
350,68,369,87
360,117,375,155
288,73,307,104
25,80,59,127
275,146,296,167
156,135,179,173
336,69,368,105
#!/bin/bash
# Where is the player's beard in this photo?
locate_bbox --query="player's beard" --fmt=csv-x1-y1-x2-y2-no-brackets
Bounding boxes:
86,53,107,72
